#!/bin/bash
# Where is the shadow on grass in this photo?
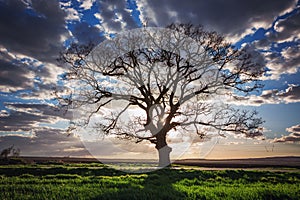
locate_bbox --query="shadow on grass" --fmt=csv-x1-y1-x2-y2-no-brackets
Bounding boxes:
1,164,299,199
89,167,300,200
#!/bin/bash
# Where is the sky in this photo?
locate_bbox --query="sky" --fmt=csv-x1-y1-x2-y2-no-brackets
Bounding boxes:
0,0,299,160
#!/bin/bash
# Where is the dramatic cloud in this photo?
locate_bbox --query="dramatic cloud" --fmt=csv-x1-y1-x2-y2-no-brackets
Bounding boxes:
136,0,297,39
273,124,300,143
0,103,71,132
260,39,300,80
0,0,69,62
1,0,299,159
94,0,138,34
252,10,300,80
0,57,34,92
231,85,300,106
273,9,300,43
0,128,88,157
71,22,105,44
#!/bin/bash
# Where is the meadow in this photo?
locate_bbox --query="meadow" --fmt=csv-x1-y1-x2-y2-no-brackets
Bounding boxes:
0,162,299,200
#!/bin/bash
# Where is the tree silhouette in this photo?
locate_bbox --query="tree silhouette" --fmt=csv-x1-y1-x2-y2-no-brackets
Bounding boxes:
0,145,15,159
58,24,265,167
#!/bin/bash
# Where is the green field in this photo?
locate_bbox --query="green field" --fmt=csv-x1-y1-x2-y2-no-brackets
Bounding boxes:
0,163,299,200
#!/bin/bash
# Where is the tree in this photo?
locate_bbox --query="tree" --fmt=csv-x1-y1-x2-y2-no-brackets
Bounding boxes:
0,145,14,159
58,23,265,167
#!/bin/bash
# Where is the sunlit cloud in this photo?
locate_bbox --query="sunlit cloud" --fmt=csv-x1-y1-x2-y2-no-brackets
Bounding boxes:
273,124,300,143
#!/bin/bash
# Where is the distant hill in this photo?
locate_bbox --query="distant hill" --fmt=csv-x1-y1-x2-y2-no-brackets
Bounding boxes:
174,156,300,168
1,156,300,168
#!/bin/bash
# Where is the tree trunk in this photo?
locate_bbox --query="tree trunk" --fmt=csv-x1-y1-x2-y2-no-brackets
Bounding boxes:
157,145,172,167
155,133,172,167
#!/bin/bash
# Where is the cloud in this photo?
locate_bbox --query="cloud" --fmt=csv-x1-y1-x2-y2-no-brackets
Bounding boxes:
136,0,297,39
273,124,300,143
286,124,300,133
0,128,89,157
0,127,157,158
277,84,300,103
79,0,96,10
262,42,300,80
0,103,71,132
71,22,105,44
94,0,138,34
65,7,81,21
0,57,34,92
0,0,69,62
0,48,69,95
230,85,300,106
252,10,300,80
273,9,300,43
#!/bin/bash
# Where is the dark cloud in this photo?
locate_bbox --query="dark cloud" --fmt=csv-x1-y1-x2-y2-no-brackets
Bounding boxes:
0,0,69,62
137,0,297,37
0,50,66,93
0,128,88,157
72,22,105,45
0,59,33,91
0,103,71,132
273,124,300,143
241,44,266,69
272,8,300,42
0,127,155,158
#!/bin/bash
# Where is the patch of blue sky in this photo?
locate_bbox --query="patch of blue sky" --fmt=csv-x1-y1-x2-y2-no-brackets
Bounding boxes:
59,0,71,4
236,5,299,50
33,76,42,84
109,33,116,38
68,0,81,10
0,131,33,137
65,20,105,45
280,71,300,86
38,120,69,130
271,5,300,28
80,2,101,26
258,102,300,137
0,90,46,110
126,0,143,27
235,28,267,49
235,103,300,138
270,40,299,52
262,71,300,92
56,72,68,86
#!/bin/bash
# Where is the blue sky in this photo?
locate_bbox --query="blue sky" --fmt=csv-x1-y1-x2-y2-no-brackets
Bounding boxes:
0,0,299,159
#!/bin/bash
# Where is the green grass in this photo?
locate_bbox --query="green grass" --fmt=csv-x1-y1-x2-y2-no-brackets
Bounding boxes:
0,164,299,200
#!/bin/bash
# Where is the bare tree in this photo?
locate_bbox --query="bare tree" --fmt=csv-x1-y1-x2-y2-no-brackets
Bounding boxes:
0,145,14,159
58,24,265,167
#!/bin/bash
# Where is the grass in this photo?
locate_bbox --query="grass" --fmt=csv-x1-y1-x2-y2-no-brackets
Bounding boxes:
0,163,299,200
